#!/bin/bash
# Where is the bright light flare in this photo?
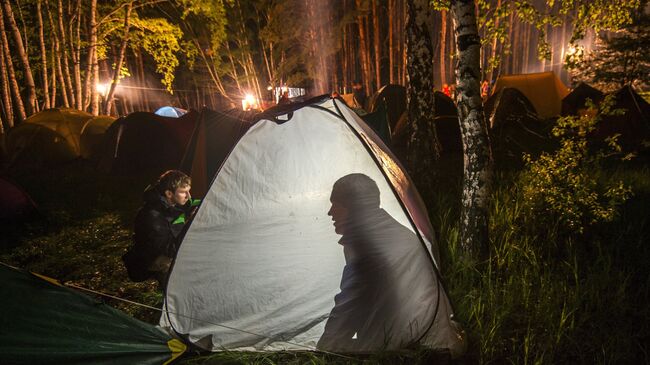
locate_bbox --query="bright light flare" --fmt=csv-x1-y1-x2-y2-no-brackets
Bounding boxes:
566,45,577,56
96,83,109,96
242,93,258,111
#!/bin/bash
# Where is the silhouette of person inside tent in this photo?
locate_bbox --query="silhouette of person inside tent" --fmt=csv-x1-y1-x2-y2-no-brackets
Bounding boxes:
317,173,438,352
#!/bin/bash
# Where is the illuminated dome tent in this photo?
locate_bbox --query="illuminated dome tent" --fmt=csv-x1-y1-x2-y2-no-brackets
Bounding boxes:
162,96,465,357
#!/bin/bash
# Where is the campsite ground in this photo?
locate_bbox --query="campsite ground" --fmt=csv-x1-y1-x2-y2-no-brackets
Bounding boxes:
1,154,649,364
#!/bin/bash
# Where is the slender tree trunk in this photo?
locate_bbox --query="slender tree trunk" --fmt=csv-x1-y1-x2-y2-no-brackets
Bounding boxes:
2,0,37,115
523,23,531,74
512,18,520,74
47,2,68,108
364,8,373,93
504,11,514,75
342,13,349,91
49,41,56,107
440,10,447,86
388,0,394,84
559,13,568,82
372,0,380,90
451,0,491,258
89,0,99,115
57,0,75,108
104,2,132,115
405,0,440,196
72,0,82,110
400,1,408,85
356,0,371,95
0,5,26,122
37,0,50,109
487,0,501,83
0,34,13,127
135,49,150,111
225,42,243,93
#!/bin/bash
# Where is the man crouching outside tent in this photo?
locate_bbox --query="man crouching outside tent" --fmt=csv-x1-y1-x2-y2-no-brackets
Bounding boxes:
123,170,200,288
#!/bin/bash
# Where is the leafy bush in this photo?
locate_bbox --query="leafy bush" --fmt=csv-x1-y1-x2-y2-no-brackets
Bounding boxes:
520,96,631,234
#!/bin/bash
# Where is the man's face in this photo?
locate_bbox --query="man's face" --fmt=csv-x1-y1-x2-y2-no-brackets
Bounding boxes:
328,198,349,235
165,184,191,206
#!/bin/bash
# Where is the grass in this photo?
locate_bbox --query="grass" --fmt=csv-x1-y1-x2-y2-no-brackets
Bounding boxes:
434,164,650,364
1,158,649,364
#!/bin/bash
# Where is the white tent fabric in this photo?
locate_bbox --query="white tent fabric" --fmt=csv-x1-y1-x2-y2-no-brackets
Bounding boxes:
155,106,187,118
161,97,465,356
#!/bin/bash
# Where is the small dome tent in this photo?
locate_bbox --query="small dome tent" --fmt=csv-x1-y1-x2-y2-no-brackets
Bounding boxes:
368,84,407,131
492,71,569,119
591,85,650,152
0,263,185,364
6,108,111,167
561,82,604,116
98,110,198,174
0,176,36,220
180,108,256,197
155,106,188,118
162,96,465,357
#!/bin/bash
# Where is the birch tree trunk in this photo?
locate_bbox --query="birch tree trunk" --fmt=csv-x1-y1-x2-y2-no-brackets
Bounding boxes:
401,1,407,85
49,42,56,107
487,0,501,83
0,34,13,127
451,0,491,258
0,5,26,122
388,0,394,84
2,0,37,115
47,2,69,108
72,0,82,110
104,2,132,116
88,0,99,115
405,0,440,196
37,0,50,109
372,0,380,90
57,0,75,108
440,9,447,86
356,0,371,95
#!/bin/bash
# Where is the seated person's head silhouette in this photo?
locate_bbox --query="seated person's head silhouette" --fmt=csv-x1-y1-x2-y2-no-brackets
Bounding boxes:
328,174,380,235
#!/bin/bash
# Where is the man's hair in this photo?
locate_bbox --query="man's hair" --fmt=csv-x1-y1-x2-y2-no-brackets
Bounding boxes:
156,170,191,194
331,173,380,211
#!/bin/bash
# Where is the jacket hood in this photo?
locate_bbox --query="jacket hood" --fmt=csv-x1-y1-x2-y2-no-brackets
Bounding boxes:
143,185,165,205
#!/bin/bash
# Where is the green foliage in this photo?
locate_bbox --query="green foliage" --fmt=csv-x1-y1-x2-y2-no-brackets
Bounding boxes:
568,10,650,92
520,96,631,234
569,0,640,42
130,16,183,93
435,163,650,363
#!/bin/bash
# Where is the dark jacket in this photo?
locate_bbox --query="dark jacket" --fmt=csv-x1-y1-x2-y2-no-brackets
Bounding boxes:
123,186,197,282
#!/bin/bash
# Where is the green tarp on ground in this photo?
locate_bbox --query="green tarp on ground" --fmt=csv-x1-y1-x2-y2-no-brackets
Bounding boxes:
0,263,185,365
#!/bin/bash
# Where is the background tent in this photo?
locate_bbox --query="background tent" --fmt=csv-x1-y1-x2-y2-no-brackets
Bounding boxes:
155,106,188,118
0,263,185,365
163,96,464,357
180,108,255,197
591,85,650,152
359,100,392,145
485,87,539,128
80,116,118,160
6,108,114,167
561,83,604,116
0,176,36,220
492,71,569,119
368,84,407,130
389,92,460,159
434,91,458,118
98,110,198,174
485,87,553,165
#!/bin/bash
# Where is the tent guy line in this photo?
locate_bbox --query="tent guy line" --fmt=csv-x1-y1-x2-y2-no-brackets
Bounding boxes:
6,263,356,360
